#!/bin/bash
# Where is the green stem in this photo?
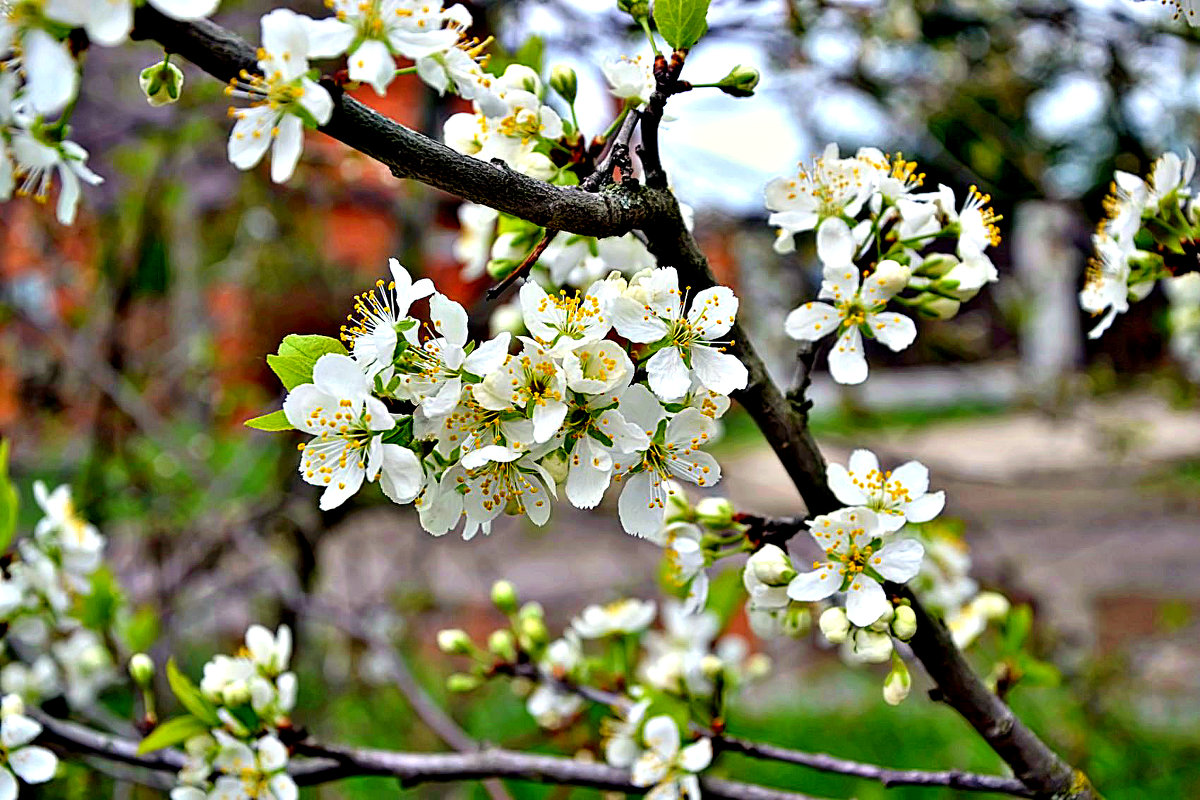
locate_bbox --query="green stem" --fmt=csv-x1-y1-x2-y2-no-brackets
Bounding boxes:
639,17,662,58
597,104,631,143
394,65,418,76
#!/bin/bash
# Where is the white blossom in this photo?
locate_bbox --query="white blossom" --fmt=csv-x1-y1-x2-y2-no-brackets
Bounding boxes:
571,598,656,639
0,695,58,798
601,54,655,105
826,449,945,532
0,10,77,115
342,259,434,380
765,143,873,254
31,481,104,577
7,129,102,225
226,9,333,184
630,716,712,800
209,731,297,800
786,506,924,627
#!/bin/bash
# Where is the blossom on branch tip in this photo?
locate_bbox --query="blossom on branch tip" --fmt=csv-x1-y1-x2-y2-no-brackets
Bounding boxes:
225,9,333,184
826,449,944,532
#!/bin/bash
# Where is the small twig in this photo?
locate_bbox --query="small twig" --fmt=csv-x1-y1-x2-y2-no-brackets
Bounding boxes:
486,229,559,300
581,108,643,192
638,51,688,189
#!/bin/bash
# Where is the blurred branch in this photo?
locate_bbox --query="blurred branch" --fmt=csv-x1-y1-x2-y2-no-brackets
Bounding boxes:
31,709,835,800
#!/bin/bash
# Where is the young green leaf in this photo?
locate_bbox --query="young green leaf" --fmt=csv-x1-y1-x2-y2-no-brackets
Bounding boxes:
653,0,710,50
266,354,313,392
137,715,212,754
166,658,220,726
0,440,17,553
244,409,294,432
266,334,349,390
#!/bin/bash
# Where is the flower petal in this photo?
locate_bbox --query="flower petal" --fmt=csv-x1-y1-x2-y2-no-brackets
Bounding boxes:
784,301,838,342
845,576,889,627
786,566,839,602
875,539,925,583
870,312,917,352
646,346,691,402
8,746,57,784
826,462,868,506
828,326,868,385
270,114,305,184
816,216,855,267
689,345,747,396
903,490,945,523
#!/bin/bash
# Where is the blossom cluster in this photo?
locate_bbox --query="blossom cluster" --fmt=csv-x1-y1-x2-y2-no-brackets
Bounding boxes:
270,258,745,540
438,581,767,800
1082,150,1200,342
766,144,1002,384
0,0,219,223
168,625,298,800
0,693,57,798
0,482,118,710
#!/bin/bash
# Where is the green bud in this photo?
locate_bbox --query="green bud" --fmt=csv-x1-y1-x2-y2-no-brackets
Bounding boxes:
818,607,850,644
488,629,518,662
716,64,760,98
914,253,958,279
664,489,693,524
487,258,518,280
436,628,473,655
517,601,545,621
128,653,155,687
695,496,735,529
617,0,650,22
539,449,569,484
783,605,811,638
139,60,184,107
446,673,483,693
549,65,578,104
918,294,961,320
882,657,911,706
518,615,549,649
491,580,519,614
891,605,917,641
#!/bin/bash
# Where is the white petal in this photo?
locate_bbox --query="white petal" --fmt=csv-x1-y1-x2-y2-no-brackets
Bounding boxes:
8,746,57,784
270,114,305,183
298,78,334,125
903,491,945,523
24,30,77,116
845,576,889,627
227,106,275,171
0,769,16,800
689,346,747,396
379,445,423,504
430,293,469,346
532,400,567,443
610,297,670,343
348,38,395,96
870,312,917,352
312,353,369,401
617,384,666,432
257,736,288,772
1,715,40,748
785,566,840,602
678,739,713,772
565,440,611,509
53,162,80,225
816,216,855,267
642,716,680,760
87,0,133,46
826,463,868,506
847,448,880,477
686,286,737,339
618,471,665,537
875,539,925,583
270,774,299,800
318,467,364,510
149,0,220,19
784,302,838,342
647,346,691,401
828,327,868,385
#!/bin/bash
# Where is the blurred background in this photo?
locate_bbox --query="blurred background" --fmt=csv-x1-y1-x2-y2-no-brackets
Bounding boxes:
2,0,1199,796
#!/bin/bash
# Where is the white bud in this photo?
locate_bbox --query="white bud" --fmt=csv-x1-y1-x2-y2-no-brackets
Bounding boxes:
918,295,962,320
869,603,896,632
748,544,795,586
891,605,917,641
489,303,525,337
869,259,912,296
974,591,1011,620
882,659,911,706
539,450,569,484
437,629,473,655
549,65,577,104
1,694,24,718
695,497,735,528
852,629,894,664
745,653,772,680
221,681,251,707
818,607,851,644
699,655,724,680
129,654,155,686
783,606,811,638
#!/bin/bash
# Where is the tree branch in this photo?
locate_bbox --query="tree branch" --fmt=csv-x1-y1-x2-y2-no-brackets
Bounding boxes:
31,709,833,800
129,7,666,239
126,8,1097,798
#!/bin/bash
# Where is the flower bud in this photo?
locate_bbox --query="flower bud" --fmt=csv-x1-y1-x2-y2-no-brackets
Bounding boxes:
518,601,545,621
716,64,760,98
695,497,735,529
851,628,893,663
617,0,650,21
1,694,24,718
664,487,693,523
868,259,912,297
549,65,578,104
221,681,252,707
128,653,155,687
446,673,483,693
891,605,917,641
539,449,569,484
914,253,957,279
139,59,184,106
518,615,549,649
745,653,772,680
917,295,961,320
882,658,911,706
489,303,525,337
488,629,518,662
818,607,850,644
699,654,724,680
869,603,895,632
974,591,1011,620
748,544,795,586
437,628,473,655
783,606,811,638
491,580,519,614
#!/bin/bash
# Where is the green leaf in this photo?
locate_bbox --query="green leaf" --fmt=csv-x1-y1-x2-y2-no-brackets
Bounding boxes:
703,567,745,627
267,334,348,390
653,0,711,50
0,440,16,553
119,605,161,653
244,409,293,432
166,659,220,726
75,566,125,631
137,715,212,754
1003,604,1032,653
381,416,414,447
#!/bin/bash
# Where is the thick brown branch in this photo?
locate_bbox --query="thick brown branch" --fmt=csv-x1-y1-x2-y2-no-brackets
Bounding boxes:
129,7,664,238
